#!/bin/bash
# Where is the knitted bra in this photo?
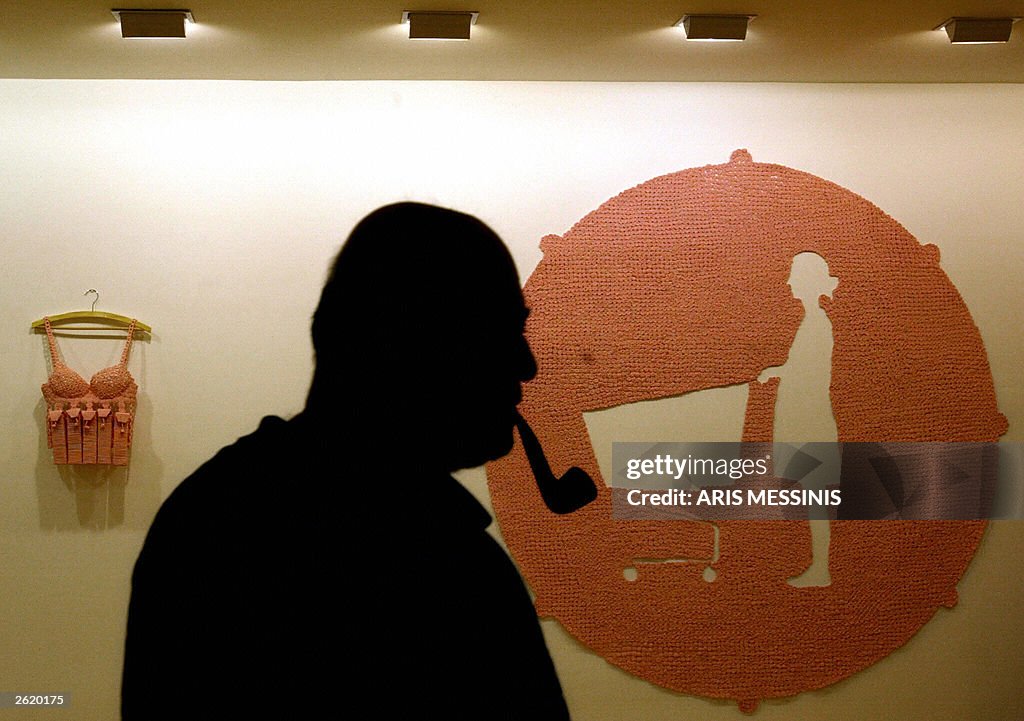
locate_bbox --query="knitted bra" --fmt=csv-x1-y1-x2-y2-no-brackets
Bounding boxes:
41,317,138,465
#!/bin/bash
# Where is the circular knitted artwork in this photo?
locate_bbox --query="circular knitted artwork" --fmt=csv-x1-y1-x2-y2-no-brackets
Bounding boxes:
486,150,1007,711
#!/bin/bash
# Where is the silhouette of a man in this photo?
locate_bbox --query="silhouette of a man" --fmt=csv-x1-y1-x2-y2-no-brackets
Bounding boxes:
122,203,570,720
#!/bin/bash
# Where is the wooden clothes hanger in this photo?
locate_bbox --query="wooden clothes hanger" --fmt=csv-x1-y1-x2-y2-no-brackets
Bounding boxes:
30,290,152,334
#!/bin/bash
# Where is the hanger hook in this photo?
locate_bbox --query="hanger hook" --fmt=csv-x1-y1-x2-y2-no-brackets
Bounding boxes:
84,289,99,313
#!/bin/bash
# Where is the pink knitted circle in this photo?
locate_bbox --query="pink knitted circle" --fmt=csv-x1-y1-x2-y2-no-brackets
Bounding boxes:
487,151,1006,710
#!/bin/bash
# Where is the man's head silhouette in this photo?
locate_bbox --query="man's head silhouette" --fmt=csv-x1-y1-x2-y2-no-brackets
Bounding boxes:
307,202,536,471
787,251,838,303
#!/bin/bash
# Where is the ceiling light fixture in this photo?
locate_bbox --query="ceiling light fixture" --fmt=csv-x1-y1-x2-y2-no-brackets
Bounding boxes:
111,9,194,38
934,17,1019,44
401,11,478,40
675,14,755,41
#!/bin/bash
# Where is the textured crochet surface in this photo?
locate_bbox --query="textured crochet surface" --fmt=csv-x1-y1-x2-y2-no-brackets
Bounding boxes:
41,317,138,465
486,150,1007,711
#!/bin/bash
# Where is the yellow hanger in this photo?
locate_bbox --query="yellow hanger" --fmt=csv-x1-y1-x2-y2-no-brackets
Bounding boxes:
30,290,152,334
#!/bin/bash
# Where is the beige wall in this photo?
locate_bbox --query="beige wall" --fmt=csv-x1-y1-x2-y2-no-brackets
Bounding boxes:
0,80,1021,720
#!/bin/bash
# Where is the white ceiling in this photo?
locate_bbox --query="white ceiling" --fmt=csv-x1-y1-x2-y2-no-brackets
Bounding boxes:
1,0,1023,82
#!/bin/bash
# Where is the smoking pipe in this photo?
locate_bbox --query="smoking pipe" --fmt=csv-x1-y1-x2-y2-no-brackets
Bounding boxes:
514,411,598,514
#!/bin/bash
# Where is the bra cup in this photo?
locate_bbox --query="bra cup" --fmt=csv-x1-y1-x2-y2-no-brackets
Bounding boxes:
90,366,134,400
47,367,91,398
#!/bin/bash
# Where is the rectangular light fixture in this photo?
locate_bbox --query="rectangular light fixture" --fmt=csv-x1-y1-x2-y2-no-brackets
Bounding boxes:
401,11,478,40
111,9,194,38
934,17,1020,43
675,14,755,41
